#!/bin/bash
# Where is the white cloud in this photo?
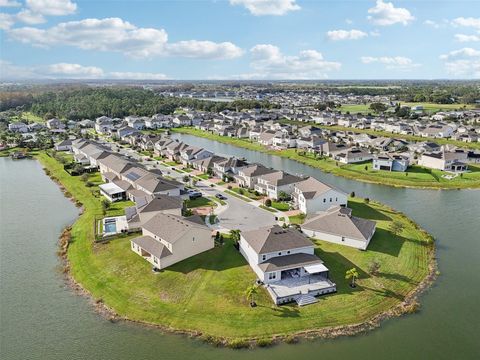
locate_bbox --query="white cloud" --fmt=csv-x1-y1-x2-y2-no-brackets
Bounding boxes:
439,47,480,60
7,17,243,59
47,63,104,78
165,40,244,59
230,0,300,16
424,19,440,29
367,0,414,26
108,72,168,80
25,0,76,16
455,34,480,42
0,60,170,80
0,12,14,29
0,0,21,7
16,9,45,24
444,59,480,78
326,29,368,41
439,48,480,78
451,17,480,29
240,44,341,79
361,56,420,70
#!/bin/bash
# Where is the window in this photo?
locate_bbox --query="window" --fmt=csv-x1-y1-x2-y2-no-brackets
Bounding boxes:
278,252,282,256
323,198,326,203
262,255,266,261
330,198,332,202
287,250,290,254
268,272,276,280
342,237,345,242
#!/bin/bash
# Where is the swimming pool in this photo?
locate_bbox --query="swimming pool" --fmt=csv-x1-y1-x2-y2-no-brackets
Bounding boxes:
104,221,117,233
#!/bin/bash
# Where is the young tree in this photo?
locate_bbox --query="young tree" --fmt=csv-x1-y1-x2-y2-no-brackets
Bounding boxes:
345,268,359,288
80,173,89,182
230,229,241,245
368,260,381,275
245,284,258,307
389,221,405,236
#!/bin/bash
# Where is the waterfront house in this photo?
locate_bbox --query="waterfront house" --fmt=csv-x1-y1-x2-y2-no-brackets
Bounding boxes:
126,195,184,230
418,150,469,172
54,139,73,152
301,206,376,250
372,154,410,172
239,225,336,305
292,177,348,214
131,213,214,270
335,148,373,164
213,157,249,178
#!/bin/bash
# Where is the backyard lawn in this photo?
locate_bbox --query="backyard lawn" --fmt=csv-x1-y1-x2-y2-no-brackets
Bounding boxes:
37,151,435,343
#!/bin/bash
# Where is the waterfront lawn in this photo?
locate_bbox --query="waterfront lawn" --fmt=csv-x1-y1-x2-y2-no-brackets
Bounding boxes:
38,152,434,341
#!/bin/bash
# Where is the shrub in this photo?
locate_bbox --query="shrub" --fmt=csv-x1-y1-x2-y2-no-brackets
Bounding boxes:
265,199,272,207
256,338,273,347
80,173,89,182
227,339,249,349
86,181,94,187
350,191,355,198
365,197,370,203
238,188,245,195
227,185,232,190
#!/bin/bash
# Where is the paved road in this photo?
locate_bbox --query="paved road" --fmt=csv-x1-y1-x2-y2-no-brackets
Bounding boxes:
197,182,277,232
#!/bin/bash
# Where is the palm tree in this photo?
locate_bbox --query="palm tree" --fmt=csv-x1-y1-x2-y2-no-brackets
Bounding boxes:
245,284,258,307
345,268,359,288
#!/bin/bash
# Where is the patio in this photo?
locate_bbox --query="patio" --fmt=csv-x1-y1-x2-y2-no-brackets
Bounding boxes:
266,274,336,303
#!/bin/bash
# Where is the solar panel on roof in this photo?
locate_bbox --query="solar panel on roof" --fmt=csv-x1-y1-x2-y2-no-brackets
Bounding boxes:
126,172,141,181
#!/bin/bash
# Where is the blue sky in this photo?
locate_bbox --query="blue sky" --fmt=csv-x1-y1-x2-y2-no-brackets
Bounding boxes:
1,0,480,80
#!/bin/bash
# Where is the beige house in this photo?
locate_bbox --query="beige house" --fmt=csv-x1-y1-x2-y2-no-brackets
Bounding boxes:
292,177,348,214
131,214,214,270
418,150,469,172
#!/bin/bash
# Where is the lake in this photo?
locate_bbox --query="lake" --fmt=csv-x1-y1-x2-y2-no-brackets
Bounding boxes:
0,145,479,359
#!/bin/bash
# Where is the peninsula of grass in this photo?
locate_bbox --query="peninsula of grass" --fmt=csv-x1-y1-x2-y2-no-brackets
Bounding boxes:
37,151,436,345
169,128,480,189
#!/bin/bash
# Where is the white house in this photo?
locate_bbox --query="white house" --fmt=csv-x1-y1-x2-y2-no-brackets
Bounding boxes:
372,154,410,172
239,225,336,305
301,206,376,250
131,213,213,270
292,177,347,214
418,150,469,172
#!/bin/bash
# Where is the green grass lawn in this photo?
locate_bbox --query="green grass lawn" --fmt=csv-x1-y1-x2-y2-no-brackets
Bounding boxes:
37,153,435,342
197,173,210,180
339,102,475,115
231,187,261,200
185,196,215,208
288,213,306,225
271,201,290,211
170,128,480,189
259,205,277,213
224,189,253,202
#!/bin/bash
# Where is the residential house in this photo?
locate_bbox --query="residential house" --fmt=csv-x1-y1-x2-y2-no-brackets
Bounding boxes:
46,118,65,130
235,164,277,189
255,171,303,200
301,206,376,250
126,195,184,230
130,213,214,270
213,157,249,178
8,122,29,133
239,225,336,305
372,154,410,172
292,177,347,214
418,150,469,172
335,148,373,164
54,139,73,152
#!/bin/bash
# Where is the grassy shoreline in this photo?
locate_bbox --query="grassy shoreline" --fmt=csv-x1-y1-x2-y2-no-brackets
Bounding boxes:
169,128,480,189
36,151,437,346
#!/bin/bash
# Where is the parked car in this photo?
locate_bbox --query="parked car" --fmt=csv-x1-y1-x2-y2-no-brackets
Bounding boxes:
189,191,202,200
215,193,227,200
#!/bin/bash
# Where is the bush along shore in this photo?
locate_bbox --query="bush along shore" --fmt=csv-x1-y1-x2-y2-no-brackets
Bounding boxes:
168,128,480,190
37,151,438,348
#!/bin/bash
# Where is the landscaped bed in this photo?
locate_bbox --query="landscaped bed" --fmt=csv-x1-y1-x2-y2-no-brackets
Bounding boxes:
170,128,480,189
37,151,437,346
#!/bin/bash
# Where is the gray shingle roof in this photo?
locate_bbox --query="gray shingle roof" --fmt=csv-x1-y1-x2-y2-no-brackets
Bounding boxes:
131,235,172,259
241,225,313,254
302,206,376,242
142,213,209,244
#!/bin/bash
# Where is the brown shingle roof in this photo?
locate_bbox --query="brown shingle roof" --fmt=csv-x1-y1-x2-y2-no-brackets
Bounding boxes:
131,236,172,259
142,213,209,244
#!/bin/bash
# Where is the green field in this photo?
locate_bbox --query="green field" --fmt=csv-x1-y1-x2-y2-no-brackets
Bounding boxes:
170,128,480,189
339,102,476,115
37,152,435,343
